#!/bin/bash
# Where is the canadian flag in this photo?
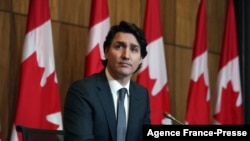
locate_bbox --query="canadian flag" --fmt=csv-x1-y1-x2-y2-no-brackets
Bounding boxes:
214,0,243,124
11,0,63,140
185,0,210,124
137,0,171,124
84,0,110,77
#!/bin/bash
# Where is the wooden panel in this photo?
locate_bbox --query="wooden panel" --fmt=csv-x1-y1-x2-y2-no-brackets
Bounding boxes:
52,22,60,69
0,0,11,10
176,0,198,47
109,0,142,26
207,0,226,53
50,0,60,20
56,24,88,103
13,0,63,21
161,0,175,43
12,0,29,14
8,15,28,136
51,22,62,106
0,12,11,96
60,0,91,26
5,15,26,141
174,47,192,122
0,12,11,141
10,15,27,90
164,44,175,113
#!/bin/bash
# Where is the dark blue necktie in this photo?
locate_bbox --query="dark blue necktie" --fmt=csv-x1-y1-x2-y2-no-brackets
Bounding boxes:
117,88,127,141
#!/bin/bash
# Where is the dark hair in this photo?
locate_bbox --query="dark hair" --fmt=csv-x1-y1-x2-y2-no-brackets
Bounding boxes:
102,21,148,72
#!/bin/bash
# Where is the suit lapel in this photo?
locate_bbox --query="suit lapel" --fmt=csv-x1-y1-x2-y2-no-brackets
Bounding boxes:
127,83,140,123
126,83,143,140
96,71,117,140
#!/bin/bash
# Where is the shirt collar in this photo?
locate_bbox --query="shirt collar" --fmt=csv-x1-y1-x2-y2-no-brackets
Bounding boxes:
105,68,130,96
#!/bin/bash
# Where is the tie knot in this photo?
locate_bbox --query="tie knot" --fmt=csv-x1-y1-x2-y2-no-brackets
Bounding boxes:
118,88,127,101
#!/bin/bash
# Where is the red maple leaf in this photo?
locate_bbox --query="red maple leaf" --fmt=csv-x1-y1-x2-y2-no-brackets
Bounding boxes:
137,67,170,124
16,53,60,129
137,67,156,95
84,44,104,77
186,73,210,124
214,80,243,124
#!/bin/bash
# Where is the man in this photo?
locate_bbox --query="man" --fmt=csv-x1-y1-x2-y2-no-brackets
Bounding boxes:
63,21,151,141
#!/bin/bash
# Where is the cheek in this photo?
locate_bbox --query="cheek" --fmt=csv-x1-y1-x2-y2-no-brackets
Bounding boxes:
105,51,119,62
105,51,113,60
137,55,143,62
134,57,142,65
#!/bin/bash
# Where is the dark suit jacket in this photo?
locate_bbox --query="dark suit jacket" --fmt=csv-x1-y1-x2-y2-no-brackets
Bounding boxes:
63,70,151,141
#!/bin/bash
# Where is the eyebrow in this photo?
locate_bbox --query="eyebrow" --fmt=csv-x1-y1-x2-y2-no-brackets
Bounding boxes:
115,41,139,47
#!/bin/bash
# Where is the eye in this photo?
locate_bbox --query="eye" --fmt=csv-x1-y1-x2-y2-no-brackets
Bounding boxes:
114,42,125,49
115,44,123,49
130,46,139,53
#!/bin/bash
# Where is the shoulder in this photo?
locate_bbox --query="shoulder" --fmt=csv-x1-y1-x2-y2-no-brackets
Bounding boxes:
65,72,108,101
130,80,148,91
70,74,97,87
71,71,106,87
68,71,107,92
130,80,149,98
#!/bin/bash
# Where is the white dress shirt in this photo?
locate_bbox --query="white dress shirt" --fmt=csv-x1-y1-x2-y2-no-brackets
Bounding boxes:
105,68,130,129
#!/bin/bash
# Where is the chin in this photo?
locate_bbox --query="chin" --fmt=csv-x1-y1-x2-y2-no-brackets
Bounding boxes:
119,70,133,76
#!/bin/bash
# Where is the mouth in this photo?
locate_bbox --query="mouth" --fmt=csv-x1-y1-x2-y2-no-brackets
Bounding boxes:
119,62,131,67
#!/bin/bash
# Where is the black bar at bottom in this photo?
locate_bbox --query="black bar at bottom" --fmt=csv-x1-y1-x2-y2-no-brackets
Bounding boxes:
143,125,250,140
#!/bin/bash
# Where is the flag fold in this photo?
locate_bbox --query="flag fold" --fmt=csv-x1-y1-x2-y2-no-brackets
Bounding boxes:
214,0,243,125
11,0,63,140
137,0,171,124
185,0,210,124
84,0,110,77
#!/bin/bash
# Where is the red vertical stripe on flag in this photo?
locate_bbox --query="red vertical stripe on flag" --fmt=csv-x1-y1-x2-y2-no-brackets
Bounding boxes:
185,0,210,124
214,0,243,124
84,0,110,77
25,0,50,33
137,0,171,124
11,0,63,140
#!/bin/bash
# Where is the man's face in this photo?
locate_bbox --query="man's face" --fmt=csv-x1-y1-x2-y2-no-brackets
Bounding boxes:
105,32,142,79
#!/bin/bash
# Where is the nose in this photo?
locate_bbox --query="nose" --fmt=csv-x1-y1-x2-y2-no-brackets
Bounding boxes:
122,47,130,59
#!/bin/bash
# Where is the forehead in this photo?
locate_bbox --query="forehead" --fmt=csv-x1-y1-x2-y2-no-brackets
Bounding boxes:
112,32,139,45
